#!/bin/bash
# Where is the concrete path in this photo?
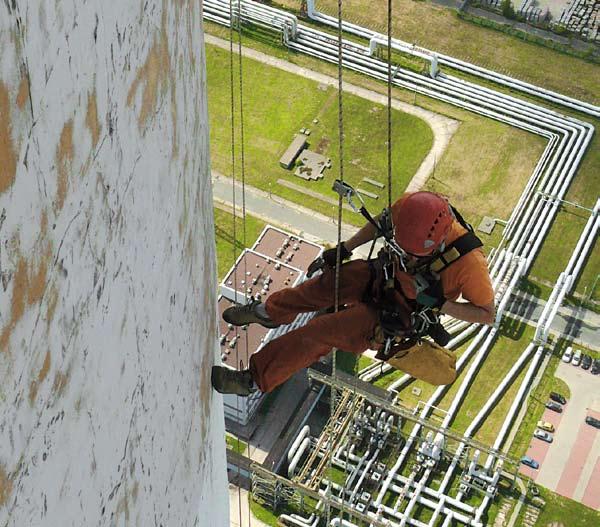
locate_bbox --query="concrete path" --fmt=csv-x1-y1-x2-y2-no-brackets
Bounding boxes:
229,486,270,527
205,34,459,192
212,171,380,258
506,291,600,352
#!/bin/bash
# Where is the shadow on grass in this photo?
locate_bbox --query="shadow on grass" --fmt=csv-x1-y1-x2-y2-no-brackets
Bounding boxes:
215,223,247,252
498,313,528,341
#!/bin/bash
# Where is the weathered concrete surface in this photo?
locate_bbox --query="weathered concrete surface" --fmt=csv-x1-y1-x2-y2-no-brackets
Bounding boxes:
0,2,228,526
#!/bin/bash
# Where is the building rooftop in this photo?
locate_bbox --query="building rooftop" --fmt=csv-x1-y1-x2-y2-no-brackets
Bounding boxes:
219,226,323,371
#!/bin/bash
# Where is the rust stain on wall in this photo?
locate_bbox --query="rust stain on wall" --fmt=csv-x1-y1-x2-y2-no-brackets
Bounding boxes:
85,89,101,149
29,349,52,405
45,285,59,329
15,76,29,110
0,464,13,508
28,245,51,307
0,81,18,195
0,257,28,352
126,14,172,134
55,120,74,213
52,370,69,398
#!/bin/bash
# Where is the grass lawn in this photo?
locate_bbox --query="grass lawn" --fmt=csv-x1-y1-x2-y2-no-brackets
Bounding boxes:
335,350,374,375
276,0,600,105
529,196,600,303
425,117,546,231
207,43,433,225
226,433,247,455
518,485,600,526
249,497,280,527
213,206,266,279
439,322,536,436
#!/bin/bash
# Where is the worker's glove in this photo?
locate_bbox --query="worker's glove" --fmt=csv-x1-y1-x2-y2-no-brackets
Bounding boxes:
306,243,352,278
415,291,446,310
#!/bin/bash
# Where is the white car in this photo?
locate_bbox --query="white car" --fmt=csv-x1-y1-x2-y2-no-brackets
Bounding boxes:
562,346,573,363
572,349,582,367
533,429,553,443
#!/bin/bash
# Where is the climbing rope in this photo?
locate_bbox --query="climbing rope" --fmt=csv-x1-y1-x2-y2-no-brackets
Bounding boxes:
326,0,345,521
227,1,249,525
387,0,393,209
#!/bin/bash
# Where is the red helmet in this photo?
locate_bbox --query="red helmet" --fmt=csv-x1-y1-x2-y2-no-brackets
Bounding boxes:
393,192,454,256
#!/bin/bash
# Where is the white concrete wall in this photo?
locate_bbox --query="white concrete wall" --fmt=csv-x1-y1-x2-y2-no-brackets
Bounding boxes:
0,1,229,526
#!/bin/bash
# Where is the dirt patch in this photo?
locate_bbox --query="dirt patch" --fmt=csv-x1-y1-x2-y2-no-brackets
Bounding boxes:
55,120,74,213
0,82,17,195
29,349,51,405
0,464,12,508
315,137,330,154
85,89,101,149
15,75,29,110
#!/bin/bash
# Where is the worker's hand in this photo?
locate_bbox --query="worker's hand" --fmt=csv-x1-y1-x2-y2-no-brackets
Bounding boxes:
306,243,352,278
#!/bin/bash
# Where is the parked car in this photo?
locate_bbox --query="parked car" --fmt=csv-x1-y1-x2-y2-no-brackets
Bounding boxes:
521,456,540,469
545,401,563,413
581,354,593,370
562,346,573,363
592,359,600,375
549,392,567,405
537,420,555,432
533,429,553,442
585,416,600,429
572,349,582,367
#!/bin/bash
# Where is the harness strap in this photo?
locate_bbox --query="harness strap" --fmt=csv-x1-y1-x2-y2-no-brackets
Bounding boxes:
429,231,483,273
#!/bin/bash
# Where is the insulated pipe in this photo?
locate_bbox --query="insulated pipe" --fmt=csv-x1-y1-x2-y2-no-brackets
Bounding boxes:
494,258,527,325
382,487,481,527
379,325,492,505
305,0,600,116
204,5,595,524
288,425,311,462
288,437,311,478
540,275,573,342
564,199,600,287
484,345,543,467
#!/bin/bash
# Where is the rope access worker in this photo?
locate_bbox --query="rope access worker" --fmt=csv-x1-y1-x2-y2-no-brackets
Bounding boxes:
212,191,495,396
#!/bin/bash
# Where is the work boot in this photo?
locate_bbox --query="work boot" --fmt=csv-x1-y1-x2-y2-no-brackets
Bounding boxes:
222,299,279,329
211,366,257,397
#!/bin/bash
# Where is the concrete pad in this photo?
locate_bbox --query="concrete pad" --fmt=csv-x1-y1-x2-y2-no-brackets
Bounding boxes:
555,418,597,498
535,362,600,510
582,457,600,510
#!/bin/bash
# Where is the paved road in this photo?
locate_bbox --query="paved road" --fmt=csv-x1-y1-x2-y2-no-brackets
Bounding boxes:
205,34,459,192
506,292,600,352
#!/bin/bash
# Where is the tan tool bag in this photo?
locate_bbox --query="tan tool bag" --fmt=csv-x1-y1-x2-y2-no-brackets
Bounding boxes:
386,340,457,385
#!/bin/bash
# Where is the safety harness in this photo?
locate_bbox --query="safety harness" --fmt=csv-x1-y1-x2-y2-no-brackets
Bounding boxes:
332,180,483,360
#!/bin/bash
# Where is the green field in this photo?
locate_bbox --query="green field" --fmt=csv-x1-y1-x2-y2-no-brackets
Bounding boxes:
214,205,266,279
517,485,600,526
226,433,247,455
207,43,433,224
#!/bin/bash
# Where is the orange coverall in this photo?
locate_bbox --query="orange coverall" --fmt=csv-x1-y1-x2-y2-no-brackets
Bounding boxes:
249,220,494,393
